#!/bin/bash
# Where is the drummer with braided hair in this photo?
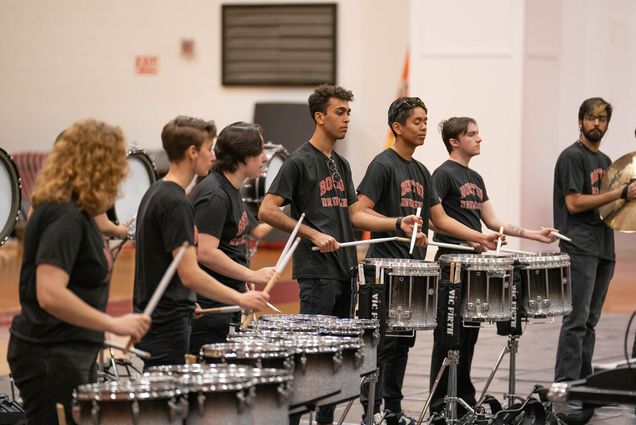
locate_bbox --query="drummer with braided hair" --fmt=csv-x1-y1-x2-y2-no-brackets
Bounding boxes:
429,116,556,419
188,122,276,353
356,98,501,425
8,120,152,424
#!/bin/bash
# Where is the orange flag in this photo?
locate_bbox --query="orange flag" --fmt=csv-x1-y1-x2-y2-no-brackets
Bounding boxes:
385,49,410,149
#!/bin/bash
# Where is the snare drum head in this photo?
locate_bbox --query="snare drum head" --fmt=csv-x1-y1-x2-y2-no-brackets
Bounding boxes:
0,149,21,245
113,150,156,225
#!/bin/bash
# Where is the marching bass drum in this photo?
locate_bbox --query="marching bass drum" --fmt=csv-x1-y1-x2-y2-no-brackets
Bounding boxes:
0,148,22,246
108,148,157,226
240,142,288,212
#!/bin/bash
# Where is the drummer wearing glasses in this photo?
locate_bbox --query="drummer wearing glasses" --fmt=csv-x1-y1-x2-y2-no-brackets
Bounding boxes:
356,98,500,424
429,117,556,418
259,85,422,425
552,98,636,423
188,122,276,353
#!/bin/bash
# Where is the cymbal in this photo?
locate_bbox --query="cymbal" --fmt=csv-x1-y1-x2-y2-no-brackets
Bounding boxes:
599,151,636,232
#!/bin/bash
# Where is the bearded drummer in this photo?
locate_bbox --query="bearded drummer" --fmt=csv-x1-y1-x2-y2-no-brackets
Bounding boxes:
356,98,502,424
188,122,276,353
429,117,556,418
133,116,268,370
259,84,422,425
552,98,636,423
8,120,152,424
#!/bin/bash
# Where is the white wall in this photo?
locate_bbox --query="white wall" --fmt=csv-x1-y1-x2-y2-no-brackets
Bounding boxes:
410,0,526,248
0,0,409,178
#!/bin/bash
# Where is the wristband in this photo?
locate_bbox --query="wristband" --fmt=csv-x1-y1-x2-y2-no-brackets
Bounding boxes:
621,184,629,200
395,217,403,230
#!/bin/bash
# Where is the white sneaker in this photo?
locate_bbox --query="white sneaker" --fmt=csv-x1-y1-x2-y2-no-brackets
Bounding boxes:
360,412,387,425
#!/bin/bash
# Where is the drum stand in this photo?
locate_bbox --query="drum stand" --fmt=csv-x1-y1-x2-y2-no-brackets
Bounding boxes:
474,334,521,410
96,346,141,383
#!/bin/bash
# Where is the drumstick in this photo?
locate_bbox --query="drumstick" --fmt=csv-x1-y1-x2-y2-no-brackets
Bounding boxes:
103,340,151,359
241,237,301,329
409,207,422,255
498,247,536,255
396,237,476,252
550,231,572,243
277,213,305,268
495,226,504,256
198,305,242,315
311,236,400,251
124,242,188,353
56,403,67,425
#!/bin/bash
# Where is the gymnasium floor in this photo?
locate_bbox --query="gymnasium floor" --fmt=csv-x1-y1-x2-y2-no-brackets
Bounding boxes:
0,241,634,424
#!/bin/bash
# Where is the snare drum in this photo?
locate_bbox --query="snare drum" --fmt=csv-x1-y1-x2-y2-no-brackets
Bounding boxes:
72,375,187,425
356,258,439,331
240,142,288,209
0,148,21,246
108,148,157,226
516,252,572,318
438,254,514,322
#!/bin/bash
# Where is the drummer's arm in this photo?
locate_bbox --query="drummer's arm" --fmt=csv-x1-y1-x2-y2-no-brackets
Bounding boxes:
430,204,498,250
350,195,422,233
565,183,635,214
259,193,338,251
94,212,128,239
197,233,274,285
249,223,272,241
480,201,555,243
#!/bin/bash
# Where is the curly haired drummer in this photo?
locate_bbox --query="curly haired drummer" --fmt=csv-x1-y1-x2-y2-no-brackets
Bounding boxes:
133,116,268,370
259,85,422,425
429,117,556,418
356,99,500,424
188,122,276,353
7,120,151,424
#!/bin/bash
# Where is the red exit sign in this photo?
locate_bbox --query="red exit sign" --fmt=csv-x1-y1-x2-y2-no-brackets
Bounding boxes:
135,56,158,75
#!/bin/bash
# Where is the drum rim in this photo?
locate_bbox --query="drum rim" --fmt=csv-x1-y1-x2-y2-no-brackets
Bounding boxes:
512,252,571,267
0,148,22,246
438,253,515,266
74,378,180,400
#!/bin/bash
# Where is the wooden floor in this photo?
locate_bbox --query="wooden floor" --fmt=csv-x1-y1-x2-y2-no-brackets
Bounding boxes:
0,239,634,423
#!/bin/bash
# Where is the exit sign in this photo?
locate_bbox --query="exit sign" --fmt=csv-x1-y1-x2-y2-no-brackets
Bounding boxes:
135,56,158,75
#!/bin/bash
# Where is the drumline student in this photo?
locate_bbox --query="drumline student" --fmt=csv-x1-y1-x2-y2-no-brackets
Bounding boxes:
429,117,556,418
356,98,501,425
188,122,276,353
8,120,152,424
133,116,268,370
259,84,422,425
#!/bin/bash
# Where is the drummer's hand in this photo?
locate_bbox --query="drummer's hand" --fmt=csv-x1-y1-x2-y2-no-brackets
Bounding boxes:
482,232,503,250
537,227,558,243
311,231,340,252
193,303,203,320
400,215,424,235
626,181,636,201
237,290,269,312
249,266,276,285
468,241,487,253
108,313,151,341
415,231,428,247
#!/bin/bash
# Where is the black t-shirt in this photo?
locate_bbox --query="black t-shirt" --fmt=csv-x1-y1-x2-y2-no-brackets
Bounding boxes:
432,160,489,245
357,148,439,259
134,180,197,323
553,141,614,259
10,202,112,344
191,171,248,308
267,142,357,281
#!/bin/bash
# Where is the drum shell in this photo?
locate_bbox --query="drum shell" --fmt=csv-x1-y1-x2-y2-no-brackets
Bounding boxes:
249,368,293,425
0,148,21,246
517,253,572,318
179,374,252,425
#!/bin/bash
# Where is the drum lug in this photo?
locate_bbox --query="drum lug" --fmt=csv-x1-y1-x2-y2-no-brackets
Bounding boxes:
299,353,308,374
284,356,295,371
198,392,207,416
277,382,291,405
354,349,364,369
255,358,263,369
131,400,140,425
90,400,100,425
467,302,476,311
562,277,568,286
372,330,380,347
332,350,343,373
